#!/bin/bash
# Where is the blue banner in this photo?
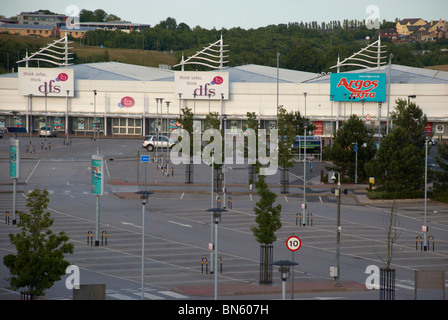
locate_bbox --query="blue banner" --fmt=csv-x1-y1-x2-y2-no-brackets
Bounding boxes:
330,73,386,102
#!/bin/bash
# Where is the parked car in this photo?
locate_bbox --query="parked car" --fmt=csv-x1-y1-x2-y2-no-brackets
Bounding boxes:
143,135,177,152
39,126,57,137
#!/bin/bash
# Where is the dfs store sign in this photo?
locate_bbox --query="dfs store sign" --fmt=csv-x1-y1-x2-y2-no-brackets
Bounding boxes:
18,67,74,97
175,71,229,100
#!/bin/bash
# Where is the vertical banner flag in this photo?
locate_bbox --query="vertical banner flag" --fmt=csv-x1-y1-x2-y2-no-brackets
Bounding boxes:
10,139,20,178
91,155,104,195
330,73,386,102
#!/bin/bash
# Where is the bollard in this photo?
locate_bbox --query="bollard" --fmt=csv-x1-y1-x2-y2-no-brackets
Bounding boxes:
416,235,422,251
32,145,36,153
87,231,93,246
48,143,51,150
69,138,72,146
307,212,313,226
218,256,223,274
201,257,209,274
101,230,108,246
227,197,232,209
26,145,29,153
63,138,66,145
427,235,435,252
171,167,174,176
41,142,44,150
5,211,9,225
216,197,221,209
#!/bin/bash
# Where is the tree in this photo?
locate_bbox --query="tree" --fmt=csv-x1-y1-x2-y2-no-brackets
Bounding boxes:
3,189,74,299
365,126,424,196
176,107,196,183
390,98,428,150
329,114,376,181
432,142,448,202
251,174,282,284
277,106,296,193
251,175,282,244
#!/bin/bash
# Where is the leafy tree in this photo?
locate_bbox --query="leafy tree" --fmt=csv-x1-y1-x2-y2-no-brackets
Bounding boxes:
365,126,424,195
286,43,324,72
329,114,376,181
250,175,282,244
204,112,220,130
390,98,428,150
432,142,448,202
3,189,74,299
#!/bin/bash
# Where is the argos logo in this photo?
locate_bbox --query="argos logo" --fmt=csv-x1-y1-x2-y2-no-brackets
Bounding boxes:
330,73,386,102
336,77,379,99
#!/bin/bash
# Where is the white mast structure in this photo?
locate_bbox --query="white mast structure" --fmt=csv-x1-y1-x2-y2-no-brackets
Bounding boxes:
18,34,73,68
174,35,228,71
330,34,387,73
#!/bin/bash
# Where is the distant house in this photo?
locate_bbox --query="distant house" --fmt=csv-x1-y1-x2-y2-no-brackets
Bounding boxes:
396,18,428,37
60,26,96,39
396,18,446,41
0,23,56,37
380,29,398,42
18,11,67,28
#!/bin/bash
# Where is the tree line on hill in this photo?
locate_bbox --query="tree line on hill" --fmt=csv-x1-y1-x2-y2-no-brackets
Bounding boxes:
78,16,448,72
1,14,448,73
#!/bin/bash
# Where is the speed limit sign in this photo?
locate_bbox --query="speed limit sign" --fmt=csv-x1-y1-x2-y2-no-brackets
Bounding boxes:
286,236,302,252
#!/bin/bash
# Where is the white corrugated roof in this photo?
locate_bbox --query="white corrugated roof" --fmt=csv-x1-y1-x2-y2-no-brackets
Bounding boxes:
305,64,448,84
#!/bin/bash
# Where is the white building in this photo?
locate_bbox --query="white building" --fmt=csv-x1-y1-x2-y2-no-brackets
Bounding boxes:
1,61,447,143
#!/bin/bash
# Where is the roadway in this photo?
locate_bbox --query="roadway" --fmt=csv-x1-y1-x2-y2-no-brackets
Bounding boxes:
0,135,447,301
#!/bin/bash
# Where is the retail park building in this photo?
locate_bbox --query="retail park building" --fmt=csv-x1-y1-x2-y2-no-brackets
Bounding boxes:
1,52,448,145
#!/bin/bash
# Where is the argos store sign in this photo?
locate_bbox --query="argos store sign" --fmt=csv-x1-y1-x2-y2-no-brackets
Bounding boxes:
18,67,74,97
330,73,386,102
175,71,229,100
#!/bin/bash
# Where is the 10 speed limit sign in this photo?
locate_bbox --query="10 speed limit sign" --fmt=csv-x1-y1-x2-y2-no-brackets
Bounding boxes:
286,236,302,252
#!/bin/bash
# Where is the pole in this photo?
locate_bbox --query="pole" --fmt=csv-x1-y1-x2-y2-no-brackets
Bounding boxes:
336,173,341,287
303,127,307,225
424,137,428,251
141,201,146,299
214,218,218,300
210,152,214,273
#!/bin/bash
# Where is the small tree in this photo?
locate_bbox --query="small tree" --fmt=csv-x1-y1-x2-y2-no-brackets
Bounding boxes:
251,174,282,284
432,141,448,202
3,189,74,299
329,114,376,181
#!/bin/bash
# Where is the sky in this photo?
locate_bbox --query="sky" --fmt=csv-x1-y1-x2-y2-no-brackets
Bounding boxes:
2,0,447,30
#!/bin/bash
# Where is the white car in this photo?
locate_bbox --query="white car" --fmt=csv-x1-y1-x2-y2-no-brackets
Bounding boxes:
39,126,57,137
143,135,177,152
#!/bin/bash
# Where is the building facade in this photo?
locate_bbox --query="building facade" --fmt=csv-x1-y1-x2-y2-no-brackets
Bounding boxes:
1,62,447,144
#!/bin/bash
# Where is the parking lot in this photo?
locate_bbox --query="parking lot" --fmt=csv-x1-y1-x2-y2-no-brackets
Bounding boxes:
1,135,448,300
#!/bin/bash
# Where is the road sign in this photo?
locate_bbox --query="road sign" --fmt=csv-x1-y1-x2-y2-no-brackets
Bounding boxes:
141,155,150,162
286,236,302,252
365,114,371,121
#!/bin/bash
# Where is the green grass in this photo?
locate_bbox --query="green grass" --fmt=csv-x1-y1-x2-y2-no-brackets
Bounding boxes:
0,34,177,68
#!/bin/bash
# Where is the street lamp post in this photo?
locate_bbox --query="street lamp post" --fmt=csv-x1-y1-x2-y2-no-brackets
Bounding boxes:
206,208,226,300
423,136,429,251
331,171,341,286
136,190,153,300
273,260,298,300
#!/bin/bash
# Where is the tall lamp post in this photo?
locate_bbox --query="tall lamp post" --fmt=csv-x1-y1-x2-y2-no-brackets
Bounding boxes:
206,207,226,300
331,171,342,287
136,190,153,300
273,260,298,300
